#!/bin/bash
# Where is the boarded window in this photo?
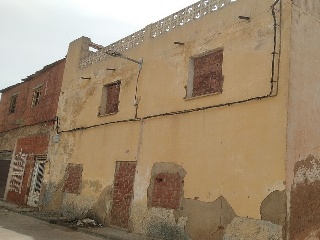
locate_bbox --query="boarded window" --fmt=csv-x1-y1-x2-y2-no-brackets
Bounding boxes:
9,94,18,114
31,86,42,107
187,49,224,98
99,81,121,115
63,163,83,194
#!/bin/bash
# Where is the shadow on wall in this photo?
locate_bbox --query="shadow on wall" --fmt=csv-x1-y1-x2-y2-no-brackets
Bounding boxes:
176,196,236,240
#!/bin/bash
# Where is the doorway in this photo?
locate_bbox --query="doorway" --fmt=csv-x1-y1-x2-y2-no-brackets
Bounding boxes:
0,151,12,198
27,155,47,207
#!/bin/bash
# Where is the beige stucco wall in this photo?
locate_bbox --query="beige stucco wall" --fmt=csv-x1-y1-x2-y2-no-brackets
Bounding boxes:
46,0,293,238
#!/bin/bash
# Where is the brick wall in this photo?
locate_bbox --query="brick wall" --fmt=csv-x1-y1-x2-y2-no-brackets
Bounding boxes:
150,172,183,210
105,82,120,114
63,163,83,194
193,49,223,97
6,135,49,205
0,59,65,132
110,161,136,229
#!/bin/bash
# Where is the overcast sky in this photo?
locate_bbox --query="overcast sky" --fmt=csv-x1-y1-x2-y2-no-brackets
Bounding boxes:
0,0,198,91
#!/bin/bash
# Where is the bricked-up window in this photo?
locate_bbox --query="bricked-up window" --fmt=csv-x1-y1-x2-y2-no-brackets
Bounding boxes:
187,49,224,98
99,81,121,116
150,172,183,210
110,161,136,229
9,94,18,114
63,163,83,194
31,86,42,107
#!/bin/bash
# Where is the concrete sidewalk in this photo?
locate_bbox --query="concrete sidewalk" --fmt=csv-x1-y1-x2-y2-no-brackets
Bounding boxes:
0,199,158,240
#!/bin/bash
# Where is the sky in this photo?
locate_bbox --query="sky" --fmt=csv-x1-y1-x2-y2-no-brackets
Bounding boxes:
0,0,198,91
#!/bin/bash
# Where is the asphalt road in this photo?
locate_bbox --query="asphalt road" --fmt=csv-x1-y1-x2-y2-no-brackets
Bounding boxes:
0,208,104,240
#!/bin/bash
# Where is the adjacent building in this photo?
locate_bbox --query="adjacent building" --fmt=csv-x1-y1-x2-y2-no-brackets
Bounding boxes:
0,59,65,207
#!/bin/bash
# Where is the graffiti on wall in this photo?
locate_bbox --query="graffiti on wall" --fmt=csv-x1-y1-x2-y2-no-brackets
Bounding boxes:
8,150,28,194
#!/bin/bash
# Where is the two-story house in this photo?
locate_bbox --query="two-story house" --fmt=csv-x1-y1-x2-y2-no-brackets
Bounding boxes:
38,0,320,239
0,59,65,207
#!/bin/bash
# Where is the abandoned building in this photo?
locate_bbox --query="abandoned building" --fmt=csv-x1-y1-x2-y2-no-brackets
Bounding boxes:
1,0,319,239
0,58,65,207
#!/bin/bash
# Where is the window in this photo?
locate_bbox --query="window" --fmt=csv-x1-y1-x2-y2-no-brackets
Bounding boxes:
31,86,42,107
99,81,121,116
187,49,224,98
149,172,183,210
9,94,18,114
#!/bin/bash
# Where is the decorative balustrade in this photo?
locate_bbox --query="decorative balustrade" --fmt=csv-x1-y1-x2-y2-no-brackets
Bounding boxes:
80,28,145,69
151,0,238,37
79,0,238,69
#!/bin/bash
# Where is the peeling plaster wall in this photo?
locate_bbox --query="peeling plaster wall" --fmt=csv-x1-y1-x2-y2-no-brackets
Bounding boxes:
43,122,141,217
0,124,53,151
46,0,293,238
131,106,288,239
286,1,320,239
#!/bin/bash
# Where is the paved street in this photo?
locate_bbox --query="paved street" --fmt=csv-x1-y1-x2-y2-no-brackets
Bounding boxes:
0,208,104,240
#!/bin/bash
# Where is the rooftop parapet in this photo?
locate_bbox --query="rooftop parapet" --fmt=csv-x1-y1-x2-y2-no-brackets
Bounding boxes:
79,0,238,69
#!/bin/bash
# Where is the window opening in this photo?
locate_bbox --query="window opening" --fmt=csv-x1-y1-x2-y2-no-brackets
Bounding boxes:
31,86,42,107
99,81,121,116
187,49,224,98
9,94,18,114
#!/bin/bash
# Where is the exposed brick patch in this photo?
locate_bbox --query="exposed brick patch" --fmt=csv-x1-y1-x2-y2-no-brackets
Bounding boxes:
63,163,83,194
150,172,183,210
147,163,186,211
193,49,223,97
15,135,49,154
110,161,136,229
105,82,120,114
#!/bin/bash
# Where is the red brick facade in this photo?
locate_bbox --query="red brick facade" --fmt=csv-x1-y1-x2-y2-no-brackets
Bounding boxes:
150,172,183,210
193,49,223,97
6,135,49,205
63,163,83,194
110,161,136,229
0,59,65,132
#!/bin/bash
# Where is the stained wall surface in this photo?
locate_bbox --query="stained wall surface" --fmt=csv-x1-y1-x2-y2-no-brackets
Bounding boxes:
286,0,320,239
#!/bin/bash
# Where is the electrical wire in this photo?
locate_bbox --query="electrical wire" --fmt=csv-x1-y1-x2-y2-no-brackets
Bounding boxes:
56,0,282,134
2,0,281,136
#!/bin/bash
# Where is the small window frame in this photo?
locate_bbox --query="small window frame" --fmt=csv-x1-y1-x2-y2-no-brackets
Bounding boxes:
98,80,121,116
31,85,42,108
186,48,224,99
